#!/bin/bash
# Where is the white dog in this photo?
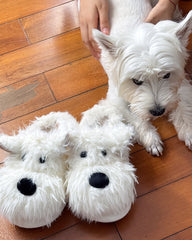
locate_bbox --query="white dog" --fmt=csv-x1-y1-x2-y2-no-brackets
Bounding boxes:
91,0,192,156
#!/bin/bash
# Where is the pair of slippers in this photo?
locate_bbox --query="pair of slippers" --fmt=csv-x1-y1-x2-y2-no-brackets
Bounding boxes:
0,98,137,228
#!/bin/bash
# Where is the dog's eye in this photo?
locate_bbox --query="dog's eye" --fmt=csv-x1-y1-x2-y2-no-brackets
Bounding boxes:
21,154,26,161
101,150,107,156
39,156,46,164
80,151,87,158
163,73,171,79
132,78,143,85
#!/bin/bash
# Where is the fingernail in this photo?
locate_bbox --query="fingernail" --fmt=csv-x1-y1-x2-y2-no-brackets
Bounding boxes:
102,28,109,35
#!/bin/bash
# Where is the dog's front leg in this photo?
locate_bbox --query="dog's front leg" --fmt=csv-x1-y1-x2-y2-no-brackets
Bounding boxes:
129,115,163,156
169,79,192,150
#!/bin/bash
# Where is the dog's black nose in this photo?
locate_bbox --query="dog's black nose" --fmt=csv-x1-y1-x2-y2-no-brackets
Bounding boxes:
89,172,109,189
17,178,37,196
150,106,165,116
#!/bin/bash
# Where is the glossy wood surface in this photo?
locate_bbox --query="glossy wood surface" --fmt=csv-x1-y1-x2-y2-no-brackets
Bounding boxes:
0,1,191,240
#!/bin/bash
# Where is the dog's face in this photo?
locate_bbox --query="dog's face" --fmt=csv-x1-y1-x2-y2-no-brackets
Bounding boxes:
93,11,192,119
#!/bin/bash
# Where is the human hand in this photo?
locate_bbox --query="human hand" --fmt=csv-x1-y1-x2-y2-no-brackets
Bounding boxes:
78,0,110,60
145,0,178,24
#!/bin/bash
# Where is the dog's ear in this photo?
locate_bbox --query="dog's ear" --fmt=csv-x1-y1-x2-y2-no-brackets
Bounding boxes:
175,10,192,47
0,134,21,153
92,29,118,57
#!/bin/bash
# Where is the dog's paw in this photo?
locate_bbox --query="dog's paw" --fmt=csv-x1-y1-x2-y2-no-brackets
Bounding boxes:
140,132,163,156
143,133,163,157
177,130,192,151
146,141,163,157
134,121,163,156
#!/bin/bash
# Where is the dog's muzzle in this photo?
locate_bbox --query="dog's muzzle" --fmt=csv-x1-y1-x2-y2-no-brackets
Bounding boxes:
89,172,109,188
17,178,37,196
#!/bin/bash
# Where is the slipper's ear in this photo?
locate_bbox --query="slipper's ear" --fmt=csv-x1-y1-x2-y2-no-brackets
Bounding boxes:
175,11,192,47
31,111,78,132
111,123,135,148
0,134,21,153
34,112,79,153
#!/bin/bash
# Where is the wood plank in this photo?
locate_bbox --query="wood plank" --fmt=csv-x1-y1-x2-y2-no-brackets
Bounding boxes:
0,74,56,124
0,21,29,55
185,51,192,79
45,56,107,101
0,30,90,88
45,222,120,240
0,209,79,240
132,136,192,196
0,0,71,24
187,34,192,50
164,227,192,240
0,86,108,135
21,2,79,43
152,116,176,139
179,1,192,15
116,175,192,240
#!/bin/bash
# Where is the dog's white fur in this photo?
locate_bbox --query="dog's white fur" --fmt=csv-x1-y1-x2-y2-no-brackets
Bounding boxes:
0,112,78,228
66,100,137,222
92,0,192,155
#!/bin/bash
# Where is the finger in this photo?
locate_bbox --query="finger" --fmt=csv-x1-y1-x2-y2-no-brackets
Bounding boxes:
98,1,110,35
89,36,101,59
90,45,101,60
91,41,101,59
80,22,90,49
88,8,101,59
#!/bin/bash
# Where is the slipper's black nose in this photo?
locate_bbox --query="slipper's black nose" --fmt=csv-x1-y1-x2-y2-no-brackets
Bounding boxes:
17,178,37,196
89,172,109,189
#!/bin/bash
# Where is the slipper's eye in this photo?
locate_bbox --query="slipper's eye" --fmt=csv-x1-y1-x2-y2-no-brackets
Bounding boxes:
163,73,171,79
132,78,143,85
101,150,107,156
80,151,87,158
39,156,46,164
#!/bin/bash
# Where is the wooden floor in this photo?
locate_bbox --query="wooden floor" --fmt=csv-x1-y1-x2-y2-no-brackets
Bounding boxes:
0,1,191,240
